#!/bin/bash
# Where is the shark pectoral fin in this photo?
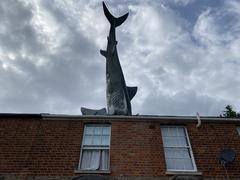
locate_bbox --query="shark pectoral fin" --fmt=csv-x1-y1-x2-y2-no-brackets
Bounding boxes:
127,86,138,100
100,49,107,57
81,107,107,115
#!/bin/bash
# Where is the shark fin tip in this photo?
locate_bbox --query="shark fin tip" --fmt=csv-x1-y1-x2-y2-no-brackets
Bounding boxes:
100,49,107,57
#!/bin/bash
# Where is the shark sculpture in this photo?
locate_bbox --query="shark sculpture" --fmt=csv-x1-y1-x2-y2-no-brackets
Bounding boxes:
81,2,137,116
101,2,137,115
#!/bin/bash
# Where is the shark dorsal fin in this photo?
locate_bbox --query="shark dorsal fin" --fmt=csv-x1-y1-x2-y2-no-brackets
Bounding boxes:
100,50,107,57
127,86,137,100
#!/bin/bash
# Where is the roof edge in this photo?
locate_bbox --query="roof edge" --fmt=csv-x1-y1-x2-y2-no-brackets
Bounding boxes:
41,114,240,122
1,113,240,123
0,113,42,118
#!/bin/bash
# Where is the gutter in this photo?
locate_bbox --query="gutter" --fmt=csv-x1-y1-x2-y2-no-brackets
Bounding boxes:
41,114,240,123
0,113,42,118
1,113,240,123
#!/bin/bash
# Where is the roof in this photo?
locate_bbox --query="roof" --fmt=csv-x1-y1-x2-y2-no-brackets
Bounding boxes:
0,113,240,123
0,113,42,118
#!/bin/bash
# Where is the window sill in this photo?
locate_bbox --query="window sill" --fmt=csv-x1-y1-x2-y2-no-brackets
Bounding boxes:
166,171,202,176
74,170,111,174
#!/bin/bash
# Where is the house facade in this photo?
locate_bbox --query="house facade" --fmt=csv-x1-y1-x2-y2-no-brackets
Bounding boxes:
0,113,240,180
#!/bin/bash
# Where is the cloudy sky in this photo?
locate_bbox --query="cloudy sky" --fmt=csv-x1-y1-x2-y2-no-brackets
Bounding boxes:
0,0,240,116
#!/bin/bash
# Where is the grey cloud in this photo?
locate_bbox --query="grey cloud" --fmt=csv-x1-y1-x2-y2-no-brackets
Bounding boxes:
123,1,240,115
140,90,228,116
193,2,240,47
0,0,44,55
0,0,106,114
0,0,239,115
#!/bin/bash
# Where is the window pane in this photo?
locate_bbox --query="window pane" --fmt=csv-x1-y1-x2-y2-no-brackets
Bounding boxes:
162,137,188,147
167,158,190,170
80,150,101,170
81,150,110,170
80,150,91,169
80,125,111,171
163,137,178,147
168,128,178,136
162,127,196,171
184,158,194,170
165,158,176,170
165,148,190,159
161,128,168,137
174,158,185,170
103,127,110,135
100,150,109,170
85,127,94,135
177,127,185,136
177,137,188,146
93,135,101,145
84,135,92,145
94,127,102,135
179,148,191,158
102,135,110,145
164,148,175,158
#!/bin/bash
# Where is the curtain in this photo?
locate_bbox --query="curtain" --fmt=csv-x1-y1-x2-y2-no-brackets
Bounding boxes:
80,150,101,170
81,149,109,170
100,150,109,170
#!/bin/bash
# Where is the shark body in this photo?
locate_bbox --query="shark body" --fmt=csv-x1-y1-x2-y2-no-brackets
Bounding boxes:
100,2,137,115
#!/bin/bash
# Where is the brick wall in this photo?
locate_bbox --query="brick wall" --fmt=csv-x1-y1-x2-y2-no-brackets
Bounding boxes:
0,118,83,176
110,121,165,177
187,123,240,179
0,116,240,179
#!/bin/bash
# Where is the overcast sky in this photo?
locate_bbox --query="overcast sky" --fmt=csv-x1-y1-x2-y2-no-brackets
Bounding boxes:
0,0,240,116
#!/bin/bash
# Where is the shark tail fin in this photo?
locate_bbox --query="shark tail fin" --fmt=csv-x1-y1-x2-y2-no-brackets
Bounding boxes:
127,86,137,100
102,1,128,27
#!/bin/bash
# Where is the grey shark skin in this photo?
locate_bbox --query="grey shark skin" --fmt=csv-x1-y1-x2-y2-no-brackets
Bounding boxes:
81,107,107,115
100,2,137,115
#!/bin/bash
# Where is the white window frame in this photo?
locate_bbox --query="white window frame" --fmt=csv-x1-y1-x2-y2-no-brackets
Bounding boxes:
78,124,111,171
161,126,197,172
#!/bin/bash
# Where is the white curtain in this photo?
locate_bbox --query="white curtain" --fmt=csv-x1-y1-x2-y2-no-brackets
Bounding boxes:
100,150,109,170
80,150,101,170
81,150,109,170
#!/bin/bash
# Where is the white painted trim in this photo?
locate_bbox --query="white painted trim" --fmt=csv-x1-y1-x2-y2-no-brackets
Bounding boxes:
184,127,198,172
161,126,197,172
41,114,240,122
165,171,202,175
77,124,111,171
2,113,240,122
74,170,111,174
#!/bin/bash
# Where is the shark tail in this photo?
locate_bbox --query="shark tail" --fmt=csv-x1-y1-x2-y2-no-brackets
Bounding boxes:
103,1,128,27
